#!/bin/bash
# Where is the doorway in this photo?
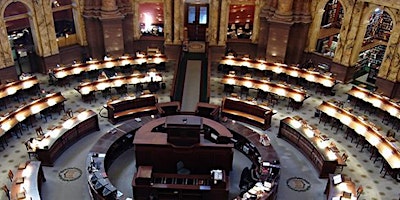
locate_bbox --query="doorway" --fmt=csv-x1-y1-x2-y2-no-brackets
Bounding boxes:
185,3,208,41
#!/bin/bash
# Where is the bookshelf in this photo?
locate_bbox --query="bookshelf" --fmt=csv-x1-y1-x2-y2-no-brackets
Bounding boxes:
357,45,386,83
364,10,393,43
320,0,343,28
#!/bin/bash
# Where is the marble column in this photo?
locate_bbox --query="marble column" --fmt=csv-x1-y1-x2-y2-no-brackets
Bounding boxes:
40,1,59,55
379,25,400,82
332,8,353,65
73,0,88,46
102,0,118,12
173,0,182,44
274,0,294,21
304,1,324,52
0,18,14,68
132,0,141,40
337,1,364,66
251,0,265,44
208,0,219,45
217,0,229,46
348,3,371,66
164,0,173,44
100,0,125,56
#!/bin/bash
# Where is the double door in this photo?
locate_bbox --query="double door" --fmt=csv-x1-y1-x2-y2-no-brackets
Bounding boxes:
185,3,208,41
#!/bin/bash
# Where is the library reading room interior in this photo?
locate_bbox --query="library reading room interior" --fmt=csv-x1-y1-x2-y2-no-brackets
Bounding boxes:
1,0,400,200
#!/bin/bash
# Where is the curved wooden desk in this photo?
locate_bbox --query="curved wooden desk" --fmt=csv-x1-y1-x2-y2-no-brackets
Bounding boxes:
75,72,162,95
220,118,280,200
278,117,345,178
31,110,99,166
0,92,66,138
221,75,309,103
347,85,400,120
10,161,45,200
324,174,356,200
0,76,39,100
86,115,280,200
317,101,400,172
53,54,167,79
219,56,336,88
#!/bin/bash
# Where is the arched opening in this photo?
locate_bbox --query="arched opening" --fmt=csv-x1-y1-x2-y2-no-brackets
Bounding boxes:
355,9,393,84
4,2,35,75
52,0,77,47
315,0,344,59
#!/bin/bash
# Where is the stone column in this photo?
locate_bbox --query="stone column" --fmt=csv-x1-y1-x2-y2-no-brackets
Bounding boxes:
251,0,265,43
40,2,59,55
218,0,229,46
208,0,219,45
274,0,293,21
348,2,370,66
102,0,118,11
379,24,400,81
100,0,125,56
72,0,88,46
173,0,182,44
0,18,14,68
132,0,141,40
164,0,173,44
304,1,324,52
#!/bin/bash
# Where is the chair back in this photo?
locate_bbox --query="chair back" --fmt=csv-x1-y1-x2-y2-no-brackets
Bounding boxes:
342,153,348,162
356,185,363,198
2,185,10,199
35,127,44,136
7,170,13,182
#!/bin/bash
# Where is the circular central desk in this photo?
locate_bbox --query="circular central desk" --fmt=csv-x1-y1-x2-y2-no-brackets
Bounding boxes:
86,115,280,200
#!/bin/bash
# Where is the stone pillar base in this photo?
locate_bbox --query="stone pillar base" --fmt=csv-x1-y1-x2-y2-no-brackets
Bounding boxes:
330,62,356,84
0,66,18,80
375,77,400,98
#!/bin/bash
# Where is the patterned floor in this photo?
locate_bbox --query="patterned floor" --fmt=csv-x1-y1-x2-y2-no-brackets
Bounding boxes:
0,61,399,200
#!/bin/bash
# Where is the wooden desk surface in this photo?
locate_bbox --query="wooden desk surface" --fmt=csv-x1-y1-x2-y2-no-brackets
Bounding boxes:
219,56,336,87
221,118,279,163
347,85,400,119
317,101,400,169
326,174,357,200
221,75,309,102
135,115,232,139
75,73,163,95
0,92,66,137
281,117,343,162
53,54,167,79
0,76,39,99
10,161,43,200
31,110,97,150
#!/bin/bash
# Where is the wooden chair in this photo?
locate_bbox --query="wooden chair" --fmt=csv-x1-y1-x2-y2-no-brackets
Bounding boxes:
356,185,363,199
1,185,10,200
24,138,37,159
35,127,44,137
337,153,348,172
386,129,396,138
7,170,13,182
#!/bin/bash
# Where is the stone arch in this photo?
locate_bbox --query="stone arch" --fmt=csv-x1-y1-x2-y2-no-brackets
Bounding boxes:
305,0,353,53
0,0,40,67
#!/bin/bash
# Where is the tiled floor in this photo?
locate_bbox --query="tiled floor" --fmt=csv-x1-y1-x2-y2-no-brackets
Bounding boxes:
0,61,399,200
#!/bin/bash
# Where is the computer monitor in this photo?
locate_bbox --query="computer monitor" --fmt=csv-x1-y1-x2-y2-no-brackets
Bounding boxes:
94,178,108,190
90,171,103,184
333,174,343,185
102,184,117,198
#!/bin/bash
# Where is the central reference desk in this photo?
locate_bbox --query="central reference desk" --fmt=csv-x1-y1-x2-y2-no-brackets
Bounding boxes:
87,114,280,200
